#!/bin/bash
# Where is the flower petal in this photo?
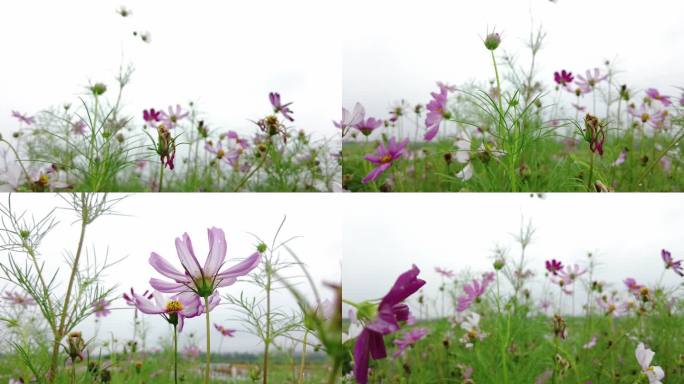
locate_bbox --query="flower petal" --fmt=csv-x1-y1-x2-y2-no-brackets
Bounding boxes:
175,233,202,278
215,252,261,282
150,278,188,293
203,227,227,277
149,252,188,282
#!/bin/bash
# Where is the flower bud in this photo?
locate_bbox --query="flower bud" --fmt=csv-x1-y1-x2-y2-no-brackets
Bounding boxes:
90,83,107,96
484,32,501,51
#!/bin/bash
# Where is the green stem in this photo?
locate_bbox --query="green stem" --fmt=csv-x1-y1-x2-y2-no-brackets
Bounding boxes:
48,197,89,383
233,143,270,192
204,296,211,384
491,50,517,192
587,151,594,191
263,262,272,384
173,324,178,384
298,330,308,384
158,161,165,192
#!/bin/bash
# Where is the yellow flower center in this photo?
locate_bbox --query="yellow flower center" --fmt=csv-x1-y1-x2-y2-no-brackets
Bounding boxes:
217,149,225,159
165,300,184,313
38,174,49,187
641,113,650,123
380,155,392,163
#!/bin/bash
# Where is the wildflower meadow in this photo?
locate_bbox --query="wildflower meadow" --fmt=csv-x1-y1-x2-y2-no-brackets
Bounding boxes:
0,193,342,383
341,22,684,192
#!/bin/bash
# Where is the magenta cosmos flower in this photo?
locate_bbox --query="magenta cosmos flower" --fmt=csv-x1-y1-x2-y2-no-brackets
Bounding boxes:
624,278,644,295
424,83,452,141
545,259,563,275
214,323,236,337
143,108,161,123
456,272,495,312
392,327,429,358
353,265,425,384
269,92,294,121
93,299,111,318
645,88,672,107
661,249,683,277
362,137,409,184
227,130,250,149
133,291,209,331
554,70,574,87
354,117,383,137
123,287,153,306
11,111,35,126
149,227,262,299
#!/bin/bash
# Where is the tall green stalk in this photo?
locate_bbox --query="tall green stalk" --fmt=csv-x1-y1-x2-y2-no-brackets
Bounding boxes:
173,324,178,384
204,296,211,384
491,50,517,192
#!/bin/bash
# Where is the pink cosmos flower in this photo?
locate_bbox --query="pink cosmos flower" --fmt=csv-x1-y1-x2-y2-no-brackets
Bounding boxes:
362,137,409,184
456,272,495,312
354,117,383,137
661,249,683,276
335,103,365,132
133,290,209,332
554,70,574,86
148,227,262,299
435,267,455,278
353,265,425,384
545,259,563,276
205,141,240,166
628,104,666,129
424,83,452,141
558,264,586,283
624,278,644,295
2,291,36,308
93,300,111,318
227,130,250,149
123,288,153,306
72,120,87,135
214,323,236,337
575,68,607,90
392,328,428,358
143,108,161,123
160,105,189,128
583,335,598,349
635,343,665,383
183,344,201,358
269,92,294,122
11,111,35,125
596,296,627,316
388,100,409,123
612,149,628,167
645,88,672,107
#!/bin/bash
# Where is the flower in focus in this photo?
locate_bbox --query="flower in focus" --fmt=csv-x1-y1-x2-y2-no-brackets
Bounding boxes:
456,272,495,312
134,291,206,331
635,343,665,384
362,137,409,184
269,92,294,122
214,323,236,337
424,83,452,141
11,111,35,126
645,88,672,107
149,227,262,298
143,108,161,123
393,328,428,358
553,70,574,87
160,105,189,129
661,249,683,276
484,31,501,51
545,259,563,276
2,291,36,308
335,103,365,133
353,265,425,384
93,299,111,318
354,117,383,137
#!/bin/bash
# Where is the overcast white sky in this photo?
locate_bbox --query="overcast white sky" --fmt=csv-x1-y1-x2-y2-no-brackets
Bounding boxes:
1,193,341,352
343,0,684,122
342,193,684,314
0,1,340,140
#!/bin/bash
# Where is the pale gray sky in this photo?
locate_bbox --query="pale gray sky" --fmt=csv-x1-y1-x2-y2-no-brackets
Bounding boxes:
1,193,341,352
343,0,684,124
0,0,341,140
342,193,684,314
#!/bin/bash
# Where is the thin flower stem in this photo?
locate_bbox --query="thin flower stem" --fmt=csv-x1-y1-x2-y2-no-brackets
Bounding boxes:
158,161,165,192
233,144,270,192
262,261,272,384
587,152,594,191
298,330,308,384
0,139,32,187
48,196,89,383
173,324,178,384
204,296,211,384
